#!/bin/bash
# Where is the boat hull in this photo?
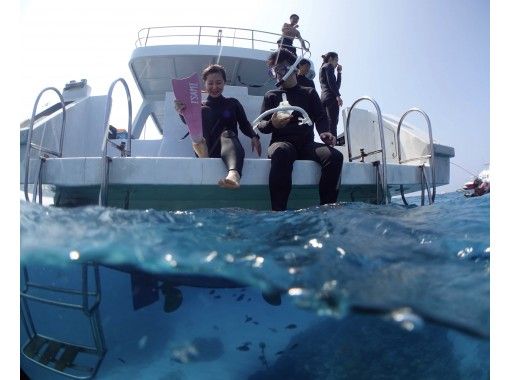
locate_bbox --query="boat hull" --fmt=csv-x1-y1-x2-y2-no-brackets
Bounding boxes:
24,154,452,209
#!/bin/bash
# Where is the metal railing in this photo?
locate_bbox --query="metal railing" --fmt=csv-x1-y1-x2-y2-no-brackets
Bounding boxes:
21,263,106,379
345,97,390,204
24,87,67,203
98,78,133,207
397,108,436,205
135,25,310,54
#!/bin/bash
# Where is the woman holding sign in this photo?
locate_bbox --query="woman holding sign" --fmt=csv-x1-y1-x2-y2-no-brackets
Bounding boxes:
175,64,261,189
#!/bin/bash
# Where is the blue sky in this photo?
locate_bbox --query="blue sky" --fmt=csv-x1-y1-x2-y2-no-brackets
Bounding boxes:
18,0,490,192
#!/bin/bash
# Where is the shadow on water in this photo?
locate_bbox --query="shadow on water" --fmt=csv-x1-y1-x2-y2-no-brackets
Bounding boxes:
247,313,489,380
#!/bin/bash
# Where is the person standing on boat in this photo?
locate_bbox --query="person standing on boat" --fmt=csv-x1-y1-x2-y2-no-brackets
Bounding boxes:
296,58,315,89
277,14,309,56
175,64,262,188
257,48,343,211
319,52,343,139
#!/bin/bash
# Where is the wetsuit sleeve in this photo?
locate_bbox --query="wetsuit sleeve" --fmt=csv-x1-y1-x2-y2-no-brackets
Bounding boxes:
309,89,330,134
337,72,342,96
325,64,340,98
257,93,276,134
234,99,257,138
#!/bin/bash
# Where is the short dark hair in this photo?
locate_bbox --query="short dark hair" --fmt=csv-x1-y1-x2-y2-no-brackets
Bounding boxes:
298,59,310,67
290,14,299,19
202,64,226,81
267,48,297,67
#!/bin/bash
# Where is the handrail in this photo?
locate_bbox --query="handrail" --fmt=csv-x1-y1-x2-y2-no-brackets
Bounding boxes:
135,25,310,55
98,78,133,207
397,108,436,203
345,97,390,204
23,87,67,202
21,262,106,378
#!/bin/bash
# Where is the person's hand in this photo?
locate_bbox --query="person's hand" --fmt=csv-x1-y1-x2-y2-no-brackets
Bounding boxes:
337,96,343,107
174,99,186,115
252,136,262,157
320,132,337,147
336,64,342,73
271,112,293,129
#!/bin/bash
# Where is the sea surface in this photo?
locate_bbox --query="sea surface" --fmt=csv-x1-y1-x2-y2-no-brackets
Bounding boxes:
20,192,490,380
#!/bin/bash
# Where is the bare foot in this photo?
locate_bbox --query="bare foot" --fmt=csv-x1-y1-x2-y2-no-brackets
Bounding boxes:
218,170,240,189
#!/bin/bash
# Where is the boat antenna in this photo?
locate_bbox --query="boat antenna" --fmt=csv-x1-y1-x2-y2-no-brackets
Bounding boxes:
451,161,478,177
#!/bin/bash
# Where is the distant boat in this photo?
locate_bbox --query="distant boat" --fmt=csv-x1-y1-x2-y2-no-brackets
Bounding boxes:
462,168,490,197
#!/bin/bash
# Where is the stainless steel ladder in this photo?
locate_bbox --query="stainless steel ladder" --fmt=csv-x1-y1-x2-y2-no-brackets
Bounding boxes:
98,78,133,207
20,263,106,379
345,97,391,204
396,108,436,205
23,87,67,204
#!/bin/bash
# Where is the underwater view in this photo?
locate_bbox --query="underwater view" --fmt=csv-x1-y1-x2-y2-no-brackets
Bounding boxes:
20,192,489,379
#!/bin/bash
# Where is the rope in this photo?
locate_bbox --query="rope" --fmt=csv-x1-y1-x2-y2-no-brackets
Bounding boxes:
451,161,478,177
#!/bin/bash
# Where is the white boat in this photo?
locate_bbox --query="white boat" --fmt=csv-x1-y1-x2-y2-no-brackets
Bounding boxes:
20,25,455,210
20,25,464,380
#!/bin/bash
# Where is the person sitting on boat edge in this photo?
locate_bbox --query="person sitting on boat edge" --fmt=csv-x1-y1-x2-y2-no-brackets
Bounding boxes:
277,14,309,56
175,64,262,189
296,58,315,89
319,51,343,139
256,48,343,211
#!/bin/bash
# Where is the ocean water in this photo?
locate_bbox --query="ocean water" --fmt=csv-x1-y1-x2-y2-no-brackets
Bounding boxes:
20,192,490,380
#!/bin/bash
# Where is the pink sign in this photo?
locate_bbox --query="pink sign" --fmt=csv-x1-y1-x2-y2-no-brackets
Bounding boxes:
172,73,203,143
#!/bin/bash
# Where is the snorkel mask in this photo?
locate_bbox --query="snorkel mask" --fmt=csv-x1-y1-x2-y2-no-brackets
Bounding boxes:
270,57,302,87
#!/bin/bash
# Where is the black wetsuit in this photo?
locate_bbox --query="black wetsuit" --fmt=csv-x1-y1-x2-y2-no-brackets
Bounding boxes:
296,74,315,90
319,62,342,138
257,85,343,211
277,36,296,55
182,95,257,176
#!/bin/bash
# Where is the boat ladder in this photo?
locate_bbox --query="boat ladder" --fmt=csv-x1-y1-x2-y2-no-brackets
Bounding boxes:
396,108,436,205
98,78,133,207
345,97,391,204
23,87,67,204
20,263,106,379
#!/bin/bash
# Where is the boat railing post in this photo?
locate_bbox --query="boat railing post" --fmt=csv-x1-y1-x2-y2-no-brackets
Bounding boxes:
144,27,150,47
396,108,436,204
198,26,202,45
345,97,390,204
217,29,222,45
24,87,67,202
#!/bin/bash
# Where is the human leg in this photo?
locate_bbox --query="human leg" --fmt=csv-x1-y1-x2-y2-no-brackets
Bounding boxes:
268,141,298,211
218,131,245,188
302,143,343,205
323,98,340,138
